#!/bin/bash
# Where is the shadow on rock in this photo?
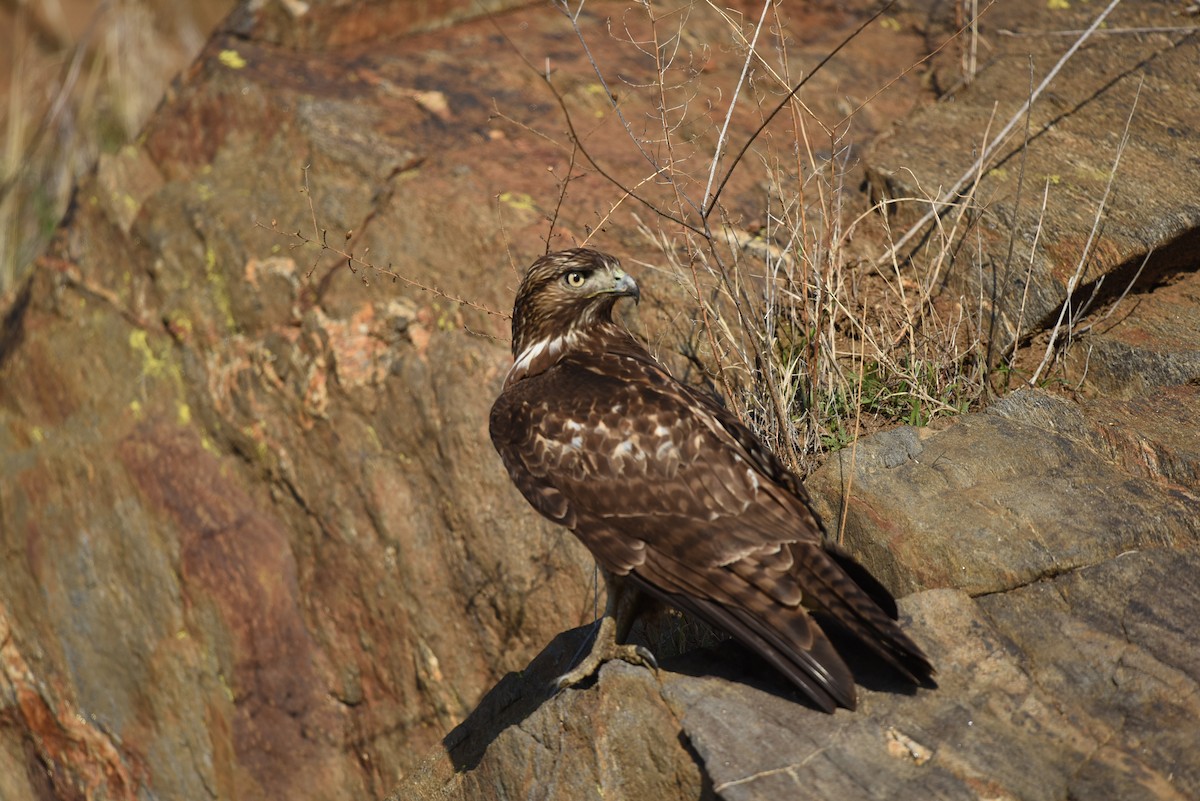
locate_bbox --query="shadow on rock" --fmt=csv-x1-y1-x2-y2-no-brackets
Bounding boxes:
442,625,597,771
445,612,936,768
442,619,842,770
660,617,933,713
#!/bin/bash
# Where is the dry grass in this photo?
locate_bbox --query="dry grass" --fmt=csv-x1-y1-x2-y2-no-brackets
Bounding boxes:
259,1,999,471
528,0,1140,472
536,0,995,472
0,0,232,294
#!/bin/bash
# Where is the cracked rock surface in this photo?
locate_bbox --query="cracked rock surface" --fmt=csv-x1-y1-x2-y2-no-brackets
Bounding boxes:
399,548,1200,800
2,0,1198,799
805,388,1200,597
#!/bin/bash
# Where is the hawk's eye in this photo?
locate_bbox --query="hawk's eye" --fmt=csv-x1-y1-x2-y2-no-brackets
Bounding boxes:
564,271,587,288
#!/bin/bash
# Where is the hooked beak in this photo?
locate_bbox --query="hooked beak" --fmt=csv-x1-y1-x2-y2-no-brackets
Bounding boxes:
609,269,640,305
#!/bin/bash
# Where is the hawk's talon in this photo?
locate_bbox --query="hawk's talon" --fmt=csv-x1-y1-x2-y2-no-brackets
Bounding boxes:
631,644,658,671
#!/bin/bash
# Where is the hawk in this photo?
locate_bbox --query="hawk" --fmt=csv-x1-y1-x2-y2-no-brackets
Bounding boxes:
489,248,934,711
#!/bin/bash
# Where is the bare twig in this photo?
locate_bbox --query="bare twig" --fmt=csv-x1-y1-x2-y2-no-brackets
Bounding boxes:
545,140,581,253
551,0,697,213
1072,249,1152,338
488,9,708,236
257,168,508,320
836,0,1000,130
1004,177,1053,367
1028,76,1142,386
700,0,772,209
705,0,898,217
999,26,1198,37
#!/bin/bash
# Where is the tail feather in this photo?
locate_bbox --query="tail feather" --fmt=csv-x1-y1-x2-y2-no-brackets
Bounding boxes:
630,575,854,711
825,544,899,618
796,543,935,686
627,541,935,710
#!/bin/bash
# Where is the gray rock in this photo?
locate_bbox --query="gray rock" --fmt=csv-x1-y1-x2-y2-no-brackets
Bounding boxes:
398,548,1200,801
806,389,1200,596
1080,384,1200,491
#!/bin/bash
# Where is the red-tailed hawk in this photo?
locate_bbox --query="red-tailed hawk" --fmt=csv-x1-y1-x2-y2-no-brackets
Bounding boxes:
489,248,934,711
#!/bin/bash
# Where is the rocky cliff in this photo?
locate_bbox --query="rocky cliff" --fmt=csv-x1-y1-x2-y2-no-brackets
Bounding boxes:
1,0,1197,800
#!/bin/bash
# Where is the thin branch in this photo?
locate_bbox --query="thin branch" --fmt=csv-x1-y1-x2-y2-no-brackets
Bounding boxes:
544,140,580,253
257,168,508,320
1027,75,1142,386
999,26,1197,38
834,0,1000,130
258,217,508,319
541,72,708,236
1072,248,1152,338
701,0,772,209
1003,177,1052,368
583,171,670,247
704,0,898,217
487,10,709,237
551,0,692,208
969,48,1035,372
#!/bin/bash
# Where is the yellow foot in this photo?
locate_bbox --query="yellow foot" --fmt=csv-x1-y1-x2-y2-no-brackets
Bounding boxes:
555,616,658,689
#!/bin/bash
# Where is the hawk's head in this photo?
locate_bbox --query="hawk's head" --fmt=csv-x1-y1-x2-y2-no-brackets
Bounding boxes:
510,248,640,360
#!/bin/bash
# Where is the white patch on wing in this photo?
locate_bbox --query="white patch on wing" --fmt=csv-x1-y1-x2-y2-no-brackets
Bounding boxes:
609,437,651,474
510,337,551,375
506,331,580,386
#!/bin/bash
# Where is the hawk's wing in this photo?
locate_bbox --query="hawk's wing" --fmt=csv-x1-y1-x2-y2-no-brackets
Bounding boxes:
491,346,932,710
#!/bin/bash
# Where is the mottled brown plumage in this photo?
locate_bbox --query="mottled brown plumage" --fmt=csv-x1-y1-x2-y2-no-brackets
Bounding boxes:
489,248,934,711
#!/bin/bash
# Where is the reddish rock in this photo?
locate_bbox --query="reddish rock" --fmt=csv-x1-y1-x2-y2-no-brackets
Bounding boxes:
2,0,1198,798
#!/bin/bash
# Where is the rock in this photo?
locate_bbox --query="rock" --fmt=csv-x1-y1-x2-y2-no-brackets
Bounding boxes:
1080,384,1200,491
0,0,945,794
224,0,533,50
973,549,1200,801
3,0,1199,797
395,629,712,801
867,0,1200,355
396,547,1200,801
805,388,1200,596
1062,269,1200,397
401,385,1200,801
